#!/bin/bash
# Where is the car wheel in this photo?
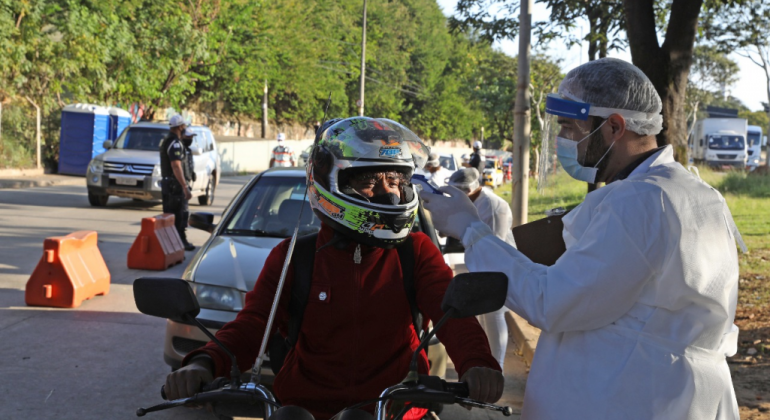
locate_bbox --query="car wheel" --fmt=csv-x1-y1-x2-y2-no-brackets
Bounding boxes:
88,192,109,207
198,176,215,206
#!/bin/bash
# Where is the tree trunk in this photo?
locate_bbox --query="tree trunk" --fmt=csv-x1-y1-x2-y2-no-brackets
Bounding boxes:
623,0,703,165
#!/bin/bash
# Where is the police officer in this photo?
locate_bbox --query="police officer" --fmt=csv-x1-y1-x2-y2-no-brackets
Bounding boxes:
181,127,197,187
160,115,195,251
464,140,485,175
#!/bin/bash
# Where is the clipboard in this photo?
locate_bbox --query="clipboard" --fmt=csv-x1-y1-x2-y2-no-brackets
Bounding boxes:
511,213,567,266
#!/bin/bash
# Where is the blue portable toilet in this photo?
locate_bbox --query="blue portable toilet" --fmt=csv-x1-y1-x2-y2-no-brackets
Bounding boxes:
59,104,111,176
108,107,132,141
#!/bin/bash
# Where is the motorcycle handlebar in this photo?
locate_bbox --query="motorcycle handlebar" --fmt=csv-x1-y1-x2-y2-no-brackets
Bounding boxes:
160,377,230,400
441,381,469,399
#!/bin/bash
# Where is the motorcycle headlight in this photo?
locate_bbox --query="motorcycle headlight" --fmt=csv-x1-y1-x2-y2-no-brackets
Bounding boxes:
152,165,161,177
90,159,104,174
191,283,245,311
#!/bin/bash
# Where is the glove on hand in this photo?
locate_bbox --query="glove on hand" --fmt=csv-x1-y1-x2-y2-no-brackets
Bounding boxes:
419,185,482,240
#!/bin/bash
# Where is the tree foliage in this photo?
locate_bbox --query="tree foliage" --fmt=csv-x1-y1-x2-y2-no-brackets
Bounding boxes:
1,0,557,169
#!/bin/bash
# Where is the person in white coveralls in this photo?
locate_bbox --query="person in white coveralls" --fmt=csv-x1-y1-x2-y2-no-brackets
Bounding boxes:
447,167,516,370
421,57,745,420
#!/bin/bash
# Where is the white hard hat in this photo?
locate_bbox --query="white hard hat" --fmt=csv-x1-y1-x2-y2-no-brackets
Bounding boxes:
183,128,197,138
277,133,286,141
169,114,186,128
473,140,482,149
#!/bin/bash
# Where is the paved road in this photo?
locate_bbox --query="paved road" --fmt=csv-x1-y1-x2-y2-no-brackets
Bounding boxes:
0,177,526,420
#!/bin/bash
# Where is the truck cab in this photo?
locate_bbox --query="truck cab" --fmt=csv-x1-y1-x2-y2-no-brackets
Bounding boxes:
747,125,764,171
690,117,748,169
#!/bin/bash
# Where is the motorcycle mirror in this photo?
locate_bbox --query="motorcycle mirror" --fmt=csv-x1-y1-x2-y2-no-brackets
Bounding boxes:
268,406,316,420
338,409,376,420
407,272,509,376
134,277,244,390
441,272,508,318
133,277,200,323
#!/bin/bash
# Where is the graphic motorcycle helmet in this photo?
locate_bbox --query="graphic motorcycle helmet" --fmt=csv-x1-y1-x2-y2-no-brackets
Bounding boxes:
307,117,430,248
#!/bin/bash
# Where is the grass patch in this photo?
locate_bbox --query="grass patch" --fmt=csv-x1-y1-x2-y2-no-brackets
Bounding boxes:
494,171,587,222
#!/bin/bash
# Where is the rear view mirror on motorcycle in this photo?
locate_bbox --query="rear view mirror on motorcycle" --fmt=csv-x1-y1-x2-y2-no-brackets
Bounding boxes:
441,271,508,318
407,272,508,378
133,277,244,403
133,277,200,323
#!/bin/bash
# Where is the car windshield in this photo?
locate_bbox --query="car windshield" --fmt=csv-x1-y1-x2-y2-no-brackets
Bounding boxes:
485,160,496,169
748,132,761,148
223,176,321,237
708,135,745,150
439,156,455,171
113,127,169,151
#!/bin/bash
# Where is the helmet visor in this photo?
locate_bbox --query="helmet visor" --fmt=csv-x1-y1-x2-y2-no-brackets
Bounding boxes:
319,117,429,169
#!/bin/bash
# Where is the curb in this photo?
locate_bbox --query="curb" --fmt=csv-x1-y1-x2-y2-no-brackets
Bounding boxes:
505,310,540,366
0,168,44,177
0,175,84,190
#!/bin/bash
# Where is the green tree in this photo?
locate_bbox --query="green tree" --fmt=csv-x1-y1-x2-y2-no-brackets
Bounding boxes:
685,44,739,136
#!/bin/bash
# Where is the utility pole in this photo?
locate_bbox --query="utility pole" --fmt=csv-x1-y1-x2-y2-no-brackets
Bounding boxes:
262,80,268,139
511,0,532,227
481,126,485,146
358,0,368,116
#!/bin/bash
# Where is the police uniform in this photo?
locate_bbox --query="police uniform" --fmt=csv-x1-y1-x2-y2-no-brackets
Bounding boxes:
159,132,191,246
271,144,294,167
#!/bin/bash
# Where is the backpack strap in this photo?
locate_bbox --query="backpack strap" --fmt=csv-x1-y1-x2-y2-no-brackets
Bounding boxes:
397,235,424,340
286,233,319,347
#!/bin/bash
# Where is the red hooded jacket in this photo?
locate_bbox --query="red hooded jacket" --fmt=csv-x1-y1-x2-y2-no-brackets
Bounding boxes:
184,224,500,419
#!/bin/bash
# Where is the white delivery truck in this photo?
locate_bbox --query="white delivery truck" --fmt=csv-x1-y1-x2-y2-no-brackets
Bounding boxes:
689,117,748,169
747,125,765,170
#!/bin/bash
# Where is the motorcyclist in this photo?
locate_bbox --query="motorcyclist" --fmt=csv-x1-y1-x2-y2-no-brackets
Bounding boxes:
165,117,504,419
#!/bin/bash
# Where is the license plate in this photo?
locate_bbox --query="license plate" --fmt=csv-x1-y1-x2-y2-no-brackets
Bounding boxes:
115,177,137,186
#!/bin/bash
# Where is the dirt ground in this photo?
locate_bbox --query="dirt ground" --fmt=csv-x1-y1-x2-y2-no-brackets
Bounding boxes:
730,251,770,419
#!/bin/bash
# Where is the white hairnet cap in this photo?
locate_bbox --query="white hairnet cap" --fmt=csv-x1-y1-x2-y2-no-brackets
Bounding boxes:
277,133,286,141
558,58,663,136
448,168,480,192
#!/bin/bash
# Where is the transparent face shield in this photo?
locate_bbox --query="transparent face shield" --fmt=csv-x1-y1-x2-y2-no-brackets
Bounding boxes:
533,99,587,218
534,94,612,216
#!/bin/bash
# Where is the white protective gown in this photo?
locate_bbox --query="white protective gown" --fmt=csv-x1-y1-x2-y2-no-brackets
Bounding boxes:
462,146,742,419
473,187,516,368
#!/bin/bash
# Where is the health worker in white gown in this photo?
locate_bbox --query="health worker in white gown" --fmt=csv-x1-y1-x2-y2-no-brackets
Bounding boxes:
420,58,745,420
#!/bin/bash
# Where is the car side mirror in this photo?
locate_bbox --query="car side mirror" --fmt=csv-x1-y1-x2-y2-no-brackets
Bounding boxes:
441,272,508,318
133,277,200,323
190,145,203,156
102,140,113,149
190,212,216,233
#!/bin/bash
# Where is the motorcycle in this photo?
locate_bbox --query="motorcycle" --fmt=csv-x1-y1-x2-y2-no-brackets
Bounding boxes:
132,271,515,420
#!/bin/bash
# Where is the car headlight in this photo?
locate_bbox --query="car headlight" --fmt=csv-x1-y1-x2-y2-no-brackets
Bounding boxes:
191,283,245,311
152,165,161,177
90,159,104,174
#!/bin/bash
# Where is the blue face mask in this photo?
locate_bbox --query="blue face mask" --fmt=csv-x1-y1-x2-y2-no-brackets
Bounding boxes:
556,120,614,184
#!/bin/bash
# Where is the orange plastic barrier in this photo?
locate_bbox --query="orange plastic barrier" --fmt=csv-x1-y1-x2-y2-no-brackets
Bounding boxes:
127,213,185,270
25,231,111,308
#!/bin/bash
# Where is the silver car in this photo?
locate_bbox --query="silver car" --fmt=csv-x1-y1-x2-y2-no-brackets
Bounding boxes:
86,121,220,206
164,167,447,382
